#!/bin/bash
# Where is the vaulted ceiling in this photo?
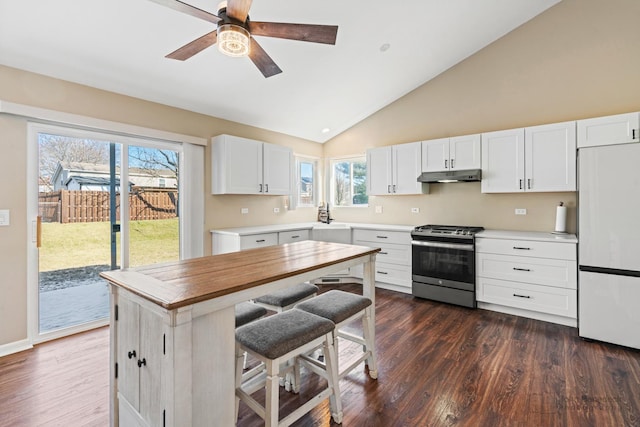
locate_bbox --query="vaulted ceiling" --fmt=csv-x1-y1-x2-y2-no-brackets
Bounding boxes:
0,0,560,142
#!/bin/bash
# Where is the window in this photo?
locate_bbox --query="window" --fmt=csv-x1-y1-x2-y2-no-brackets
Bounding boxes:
295,157,317,207
330,157,368,206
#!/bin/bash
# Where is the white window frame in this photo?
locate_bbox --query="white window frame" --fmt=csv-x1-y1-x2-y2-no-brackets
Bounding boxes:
328,156,368,207
294,155,319,208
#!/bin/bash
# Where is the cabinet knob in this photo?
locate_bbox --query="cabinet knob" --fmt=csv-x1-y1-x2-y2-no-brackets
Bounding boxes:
137,358,147,368
128,350,136,359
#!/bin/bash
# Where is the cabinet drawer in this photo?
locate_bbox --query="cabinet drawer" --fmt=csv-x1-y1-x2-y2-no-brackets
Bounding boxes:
477,277,577,318
350,262,411,288
240,233,278,250
476,238,576,260
477,253,577,289
353,240,410,266
352,228,411,245
278,229,310,244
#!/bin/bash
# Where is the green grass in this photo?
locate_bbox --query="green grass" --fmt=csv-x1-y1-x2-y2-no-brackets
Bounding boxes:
40,218,179,272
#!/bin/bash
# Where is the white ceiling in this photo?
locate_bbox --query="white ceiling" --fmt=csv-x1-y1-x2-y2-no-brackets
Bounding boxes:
0,0,559,143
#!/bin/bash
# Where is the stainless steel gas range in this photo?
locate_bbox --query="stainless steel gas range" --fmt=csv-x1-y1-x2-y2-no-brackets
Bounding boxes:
411,225,484,308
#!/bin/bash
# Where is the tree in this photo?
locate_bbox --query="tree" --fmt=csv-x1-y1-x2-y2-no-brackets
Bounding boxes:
39,134,110,190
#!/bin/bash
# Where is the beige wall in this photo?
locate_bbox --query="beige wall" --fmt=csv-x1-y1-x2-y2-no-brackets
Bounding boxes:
324,0,640,231
1,0,639,349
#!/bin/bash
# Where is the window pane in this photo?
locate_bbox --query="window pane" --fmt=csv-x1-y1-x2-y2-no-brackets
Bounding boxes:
352,160,368,205
299,161,314,206
333,161,351,206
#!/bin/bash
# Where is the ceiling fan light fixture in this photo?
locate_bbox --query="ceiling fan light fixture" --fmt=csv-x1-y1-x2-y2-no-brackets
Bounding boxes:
218,24,250,57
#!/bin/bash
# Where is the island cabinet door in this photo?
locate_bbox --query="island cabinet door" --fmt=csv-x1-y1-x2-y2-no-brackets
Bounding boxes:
116,296,165,427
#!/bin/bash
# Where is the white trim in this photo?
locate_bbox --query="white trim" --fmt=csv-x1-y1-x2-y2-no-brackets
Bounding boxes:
181,144,205,259
32,319,110,345
0,339,33,358
0,99,206,146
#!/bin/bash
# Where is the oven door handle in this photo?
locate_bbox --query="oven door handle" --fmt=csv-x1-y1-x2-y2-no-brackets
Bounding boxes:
411,240,474,251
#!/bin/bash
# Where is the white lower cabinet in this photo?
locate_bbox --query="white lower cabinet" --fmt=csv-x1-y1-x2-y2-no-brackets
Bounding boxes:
115,291,165,427
476,231,577,327
212,228,311,254
278,229,310,244
351,228,412,293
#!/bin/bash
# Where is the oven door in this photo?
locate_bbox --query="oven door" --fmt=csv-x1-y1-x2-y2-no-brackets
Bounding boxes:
411,239,475,288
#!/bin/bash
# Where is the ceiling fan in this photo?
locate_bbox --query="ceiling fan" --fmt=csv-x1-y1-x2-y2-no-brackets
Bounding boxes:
149,0,339,78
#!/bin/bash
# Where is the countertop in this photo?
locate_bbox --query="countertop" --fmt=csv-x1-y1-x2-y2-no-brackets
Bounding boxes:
210,222,415,235
476,229,578,243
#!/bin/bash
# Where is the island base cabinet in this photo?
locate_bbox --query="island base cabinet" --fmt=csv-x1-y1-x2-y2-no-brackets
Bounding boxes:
112,287,236,427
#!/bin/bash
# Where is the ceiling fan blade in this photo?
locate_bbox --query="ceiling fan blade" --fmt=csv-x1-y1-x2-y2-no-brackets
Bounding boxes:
147,0,220,24
166,31,217,60
226,0,253,23
249,22,338,45
248,38,282,78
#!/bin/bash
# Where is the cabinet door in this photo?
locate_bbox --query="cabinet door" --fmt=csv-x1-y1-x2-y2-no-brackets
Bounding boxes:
481,129,525,193
449,134,481,170
212,135,262,194
138,308,165,427
117,296,140,410
393,142,423,194
263,143,292,195
421,138,449,172
367,146,393,195
525,121,576,192
577,112,639,148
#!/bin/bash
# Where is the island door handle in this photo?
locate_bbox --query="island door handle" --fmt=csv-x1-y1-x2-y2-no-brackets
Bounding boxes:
128,350,136,359
137,358,147,368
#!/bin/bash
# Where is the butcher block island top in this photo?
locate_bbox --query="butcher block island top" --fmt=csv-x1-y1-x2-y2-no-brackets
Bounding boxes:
100,240,381,310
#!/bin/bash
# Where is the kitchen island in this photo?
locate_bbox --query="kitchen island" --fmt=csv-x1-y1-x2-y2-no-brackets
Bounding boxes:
100,240,379,427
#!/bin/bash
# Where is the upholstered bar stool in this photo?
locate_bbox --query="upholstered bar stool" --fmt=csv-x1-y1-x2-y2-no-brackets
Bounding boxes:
253,282,319,312
235,308,343,426
235,302,268,371
296,289,378,380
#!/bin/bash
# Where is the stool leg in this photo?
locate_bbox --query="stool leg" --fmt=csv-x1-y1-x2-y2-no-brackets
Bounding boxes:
234,343,245,421
363,307,378,379
323,332,343,424
265,359,280,427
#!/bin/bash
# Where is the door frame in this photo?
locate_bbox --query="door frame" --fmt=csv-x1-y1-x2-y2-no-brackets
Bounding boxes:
27,122,191,344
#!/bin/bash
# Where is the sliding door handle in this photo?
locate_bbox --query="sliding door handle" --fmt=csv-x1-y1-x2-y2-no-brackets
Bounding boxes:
36,216,42,248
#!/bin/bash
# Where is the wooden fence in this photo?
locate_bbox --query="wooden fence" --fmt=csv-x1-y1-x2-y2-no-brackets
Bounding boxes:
39,189,177,223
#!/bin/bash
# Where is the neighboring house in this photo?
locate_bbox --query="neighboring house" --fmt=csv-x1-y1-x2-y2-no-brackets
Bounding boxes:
50,161,177,192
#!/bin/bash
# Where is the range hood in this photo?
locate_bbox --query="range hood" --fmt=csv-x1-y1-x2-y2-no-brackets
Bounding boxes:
417,169,482,183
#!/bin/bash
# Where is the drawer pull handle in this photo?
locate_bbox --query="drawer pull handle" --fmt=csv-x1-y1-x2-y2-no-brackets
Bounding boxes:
291,235,300,239
376,235,388,239
513,267,531,272
379,251,388,255
513,246,531,250
256,239,266,243
376,271,388,275
513,294,531,299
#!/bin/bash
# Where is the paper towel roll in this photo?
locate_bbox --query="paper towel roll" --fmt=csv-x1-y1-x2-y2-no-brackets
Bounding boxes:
554,205,567,233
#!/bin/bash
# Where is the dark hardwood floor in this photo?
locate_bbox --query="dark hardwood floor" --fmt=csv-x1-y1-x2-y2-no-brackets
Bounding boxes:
1,284,639,426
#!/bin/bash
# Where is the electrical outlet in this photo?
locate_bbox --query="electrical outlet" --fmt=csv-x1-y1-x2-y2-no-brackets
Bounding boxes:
273,207,280,213
375,205,383,214
241,208,249,214
0,210,9,226
515,208,527,215
411,207,420,214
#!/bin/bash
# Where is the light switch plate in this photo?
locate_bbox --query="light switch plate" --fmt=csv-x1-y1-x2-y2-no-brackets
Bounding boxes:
241,208,249,214
0,210,9,226
375,205,383,214
273,207,280,213
515,208,527,215
411,207,420,214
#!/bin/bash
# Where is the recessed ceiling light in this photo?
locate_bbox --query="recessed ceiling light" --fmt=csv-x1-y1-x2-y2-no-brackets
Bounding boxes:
379,43,391,52
321,128,331,134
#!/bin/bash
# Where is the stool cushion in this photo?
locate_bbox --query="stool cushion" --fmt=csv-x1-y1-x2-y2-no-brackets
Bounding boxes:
236,309,334,359
254,283,319,308
235,302,268,328
296,290,372,324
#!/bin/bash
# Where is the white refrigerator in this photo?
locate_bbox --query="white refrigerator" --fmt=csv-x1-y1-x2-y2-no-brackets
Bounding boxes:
578,142,640,349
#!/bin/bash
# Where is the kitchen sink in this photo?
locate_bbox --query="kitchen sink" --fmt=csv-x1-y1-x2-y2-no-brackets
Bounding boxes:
312,223,351,244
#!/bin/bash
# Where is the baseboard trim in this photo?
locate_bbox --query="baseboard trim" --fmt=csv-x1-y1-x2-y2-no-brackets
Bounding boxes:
0,339,33,358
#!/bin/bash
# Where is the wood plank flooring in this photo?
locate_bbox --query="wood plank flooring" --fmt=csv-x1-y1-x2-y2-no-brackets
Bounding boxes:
1,284,639,426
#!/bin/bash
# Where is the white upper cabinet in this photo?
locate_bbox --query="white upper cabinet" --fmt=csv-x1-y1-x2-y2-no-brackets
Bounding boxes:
367,141,426,195
212,134,292,195
481,128,525,193
525,121,576,192
482,122,576,193
577,112,640,148
421,134,481,172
